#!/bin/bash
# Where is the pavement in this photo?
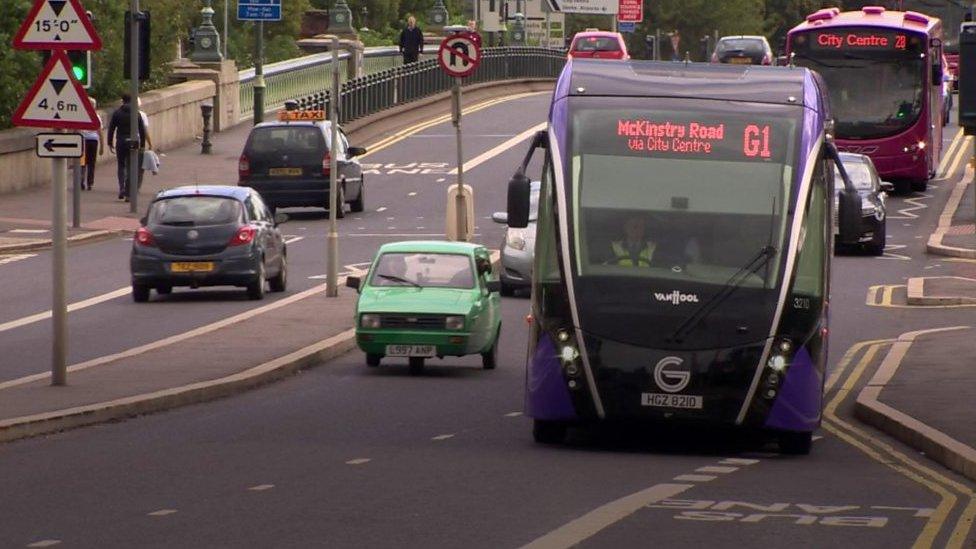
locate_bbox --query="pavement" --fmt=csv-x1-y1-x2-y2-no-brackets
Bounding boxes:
854,153,976,484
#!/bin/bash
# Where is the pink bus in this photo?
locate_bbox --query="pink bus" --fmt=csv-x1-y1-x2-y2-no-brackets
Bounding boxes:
787,6,944,192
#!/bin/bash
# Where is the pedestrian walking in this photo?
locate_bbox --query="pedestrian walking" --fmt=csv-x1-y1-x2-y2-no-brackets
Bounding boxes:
107,93,147,202
80,97,104,191
399,16,424,64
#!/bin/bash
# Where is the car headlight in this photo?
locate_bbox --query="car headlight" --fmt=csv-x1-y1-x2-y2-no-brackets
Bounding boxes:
360,314,381,329
506,228,526,251
445,316,465,330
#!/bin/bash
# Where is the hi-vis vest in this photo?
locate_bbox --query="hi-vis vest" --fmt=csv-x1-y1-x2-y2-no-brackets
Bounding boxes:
610,241,655,267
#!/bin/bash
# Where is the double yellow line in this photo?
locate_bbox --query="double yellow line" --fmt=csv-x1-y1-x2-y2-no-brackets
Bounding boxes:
825,339,976,548
939,128,972,179
360,91,548,159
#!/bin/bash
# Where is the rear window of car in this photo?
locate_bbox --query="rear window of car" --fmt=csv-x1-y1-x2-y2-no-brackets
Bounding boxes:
573,36,621,52
717,39,765,53
370,252,475,289
149,196,243,226
246,126,326,155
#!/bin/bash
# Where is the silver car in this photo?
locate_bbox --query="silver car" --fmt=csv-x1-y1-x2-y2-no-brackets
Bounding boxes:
492,180,539,296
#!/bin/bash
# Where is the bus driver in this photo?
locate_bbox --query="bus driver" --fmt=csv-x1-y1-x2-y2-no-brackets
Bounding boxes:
608,216,655,267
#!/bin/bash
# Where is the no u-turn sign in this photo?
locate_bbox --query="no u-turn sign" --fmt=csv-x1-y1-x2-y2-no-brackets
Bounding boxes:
438,32,481,78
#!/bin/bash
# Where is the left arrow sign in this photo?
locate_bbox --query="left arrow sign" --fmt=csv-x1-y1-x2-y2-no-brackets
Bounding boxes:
35,133,84,158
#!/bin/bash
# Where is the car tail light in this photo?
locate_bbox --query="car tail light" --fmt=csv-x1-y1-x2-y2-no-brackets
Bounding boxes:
762,54,772,65
135,227,156,247
229,225,257,247
238,154,250,179
322,151,331,176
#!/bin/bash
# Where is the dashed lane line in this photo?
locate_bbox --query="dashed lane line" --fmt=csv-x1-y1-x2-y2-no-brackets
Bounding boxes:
695,465,738,474
673,474,716,482
26,540,61,547
432,434,455,441
0,286,132,335
147,509,178,517
346,458,371,465
0,253,36,266
505,412,522,417
719,458,759,466
248,484,275,491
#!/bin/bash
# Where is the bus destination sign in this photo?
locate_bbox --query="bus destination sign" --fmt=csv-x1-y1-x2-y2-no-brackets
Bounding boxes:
614,118,785,162
806,30,919,52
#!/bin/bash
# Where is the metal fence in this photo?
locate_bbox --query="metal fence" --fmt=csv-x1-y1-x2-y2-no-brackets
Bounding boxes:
293,47,566,125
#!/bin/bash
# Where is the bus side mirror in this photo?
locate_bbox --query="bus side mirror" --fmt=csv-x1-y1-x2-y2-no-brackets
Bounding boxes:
507,172,532,229
837,189,861,245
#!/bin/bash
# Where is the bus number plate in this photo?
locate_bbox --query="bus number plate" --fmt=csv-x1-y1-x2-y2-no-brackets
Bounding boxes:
642,393,703,409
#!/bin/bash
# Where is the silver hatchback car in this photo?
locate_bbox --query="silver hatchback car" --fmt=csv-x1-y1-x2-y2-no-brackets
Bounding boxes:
492,180,539,296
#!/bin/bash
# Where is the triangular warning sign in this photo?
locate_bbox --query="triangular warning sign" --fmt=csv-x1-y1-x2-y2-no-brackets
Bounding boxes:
12,50,99,130
12,0,102,51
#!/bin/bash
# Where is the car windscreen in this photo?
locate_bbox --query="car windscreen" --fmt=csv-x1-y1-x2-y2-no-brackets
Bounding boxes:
573,37,621,52
246,126,326,155
149,196,243,226
370,252,475,289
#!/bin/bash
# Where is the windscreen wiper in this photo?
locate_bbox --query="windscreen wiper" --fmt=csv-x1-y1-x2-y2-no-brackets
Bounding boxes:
376,274,423,288
667,246,777,344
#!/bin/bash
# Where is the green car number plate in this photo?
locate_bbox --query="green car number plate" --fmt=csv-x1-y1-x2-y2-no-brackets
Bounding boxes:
386,345,436,357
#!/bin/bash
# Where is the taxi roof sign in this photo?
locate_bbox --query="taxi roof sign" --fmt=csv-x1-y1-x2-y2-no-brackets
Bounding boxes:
278,110,326,122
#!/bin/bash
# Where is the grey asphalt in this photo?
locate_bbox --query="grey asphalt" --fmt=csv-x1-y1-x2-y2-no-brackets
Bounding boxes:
0,94,975,547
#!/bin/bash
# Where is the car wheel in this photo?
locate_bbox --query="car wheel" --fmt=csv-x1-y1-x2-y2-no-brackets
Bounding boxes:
269,255,287,292
482,327,500,370
350,176,366,213
247,260,266,300
366,353,382,367
156,285,172,295
132,283,150,303
408,357,424,375
866,223,886,256
501,280,515,297
911,179,927,193
533,420,567,444
778,431,813,455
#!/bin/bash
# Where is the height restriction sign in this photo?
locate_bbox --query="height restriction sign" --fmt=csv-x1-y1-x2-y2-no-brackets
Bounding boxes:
13,0,102,50
438,33,481,78
12,50,100,130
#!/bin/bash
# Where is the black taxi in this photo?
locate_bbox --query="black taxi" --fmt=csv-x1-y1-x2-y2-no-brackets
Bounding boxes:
238,109,367,218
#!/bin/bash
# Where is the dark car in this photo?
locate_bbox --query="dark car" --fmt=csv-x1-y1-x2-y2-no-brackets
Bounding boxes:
238,116,367,218
130,185,287,302
711,35,773,65
834,153,893,256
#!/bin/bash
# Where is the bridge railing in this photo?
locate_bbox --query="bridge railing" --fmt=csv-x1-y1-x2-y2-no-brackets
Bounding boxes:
293,46,566,125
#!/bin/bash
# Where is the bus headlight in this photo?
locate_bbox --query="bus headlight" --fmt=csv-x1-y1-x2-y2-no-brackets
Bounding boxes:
445,316,465,330
360,314,381,329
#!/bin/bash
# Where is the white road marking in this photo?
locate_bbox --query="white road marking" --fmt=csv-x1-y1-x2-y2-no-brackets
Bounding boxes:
0,286,131,335
346,458,371,465
147,509,178,517
376,207,387,212
248,484,275,491
449,123,547,176
9,229,48,234
695,465,738,474
26,540,61,547
416,216,425,220
408,192,417,197
719,458,760,465
505,412,522,417
520,483,693,549
416,226,425,230
284,236,304,245
813,435,824,441
0,254,36,266
673,474,716,482
387,226,396,230
432,434,455,441
436,178,446,182
386,217,396,221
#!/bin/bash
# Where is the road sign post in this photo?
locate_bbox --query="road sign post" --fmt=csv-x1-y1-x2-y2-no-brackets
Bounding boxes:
438,28,482,242
327,36,340,298
12,0,101,387
129,0,141,215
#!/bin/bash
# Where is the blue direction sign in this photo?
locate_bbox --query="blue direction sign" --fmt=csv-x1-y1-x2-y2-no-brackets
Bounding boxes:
238,0,282,21
618,22,636,33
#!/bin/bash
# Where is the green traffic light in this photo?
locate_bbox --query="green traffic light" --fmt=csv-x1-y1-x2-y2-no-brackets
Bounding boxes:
72,65,86,81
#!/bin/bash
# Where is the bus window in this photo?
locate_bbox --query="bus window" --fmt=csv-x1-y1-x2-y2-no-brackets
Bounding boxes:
790,158,828,305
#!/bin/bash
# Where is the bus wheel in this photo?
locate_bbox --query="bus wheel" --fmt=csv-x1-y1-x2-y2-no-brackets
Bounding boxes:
533,420,567,444
778,431,812,455
911,180,927,193
408,357,425,375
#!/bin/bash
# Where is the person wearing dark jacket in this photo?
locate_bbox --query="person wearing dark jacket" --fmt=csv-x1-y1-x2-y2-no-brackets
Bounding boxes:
399,16,424,64
107,93,147,202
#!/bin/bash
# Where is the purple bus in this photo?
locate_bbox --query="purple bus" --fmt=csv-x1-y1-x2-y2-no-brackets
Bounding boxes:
503,60,863,454
788,7,945,193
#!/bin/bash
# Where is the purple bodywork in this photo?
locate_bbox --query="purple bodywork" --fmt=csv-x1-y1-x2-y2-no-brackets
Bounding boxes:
526,64,829,431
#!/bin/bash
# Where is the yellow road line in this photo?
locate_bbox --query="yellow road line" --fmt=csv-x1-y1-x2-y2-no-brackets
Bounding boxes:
948,496,976,548
947,136,973,179
824,338,893,393
939,128,964,177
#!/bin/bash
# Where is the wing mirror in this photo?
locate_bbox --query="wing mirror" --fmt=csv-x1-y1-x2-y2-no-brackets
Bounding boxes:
507,172,532,229
476,256,493,276
485,280,502,293
880,181,895,193
491,212,509,224
837,189,862,245
345,276,361,293
347,146,367,157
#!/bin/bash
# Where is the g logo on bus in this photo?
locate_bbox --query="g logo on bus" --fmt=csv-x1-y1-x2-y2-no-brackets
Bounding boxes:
653,356,691,393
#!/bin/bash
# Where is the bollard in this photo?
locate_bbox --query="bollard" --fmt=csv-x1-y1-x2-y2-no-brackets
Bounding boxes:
200,102,214,155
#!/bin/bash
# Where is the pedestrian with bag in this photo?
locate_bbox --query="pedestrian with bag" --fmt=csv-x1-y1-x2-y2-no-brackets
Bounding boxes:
107,93,147,202
137,97,155,189
80,97,104,191
399,16,424,64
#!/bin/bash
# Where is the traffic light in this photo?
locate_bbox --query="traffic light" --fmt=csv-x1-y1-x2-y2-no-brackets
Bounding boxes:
67,50,92,89
124,10,151,81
